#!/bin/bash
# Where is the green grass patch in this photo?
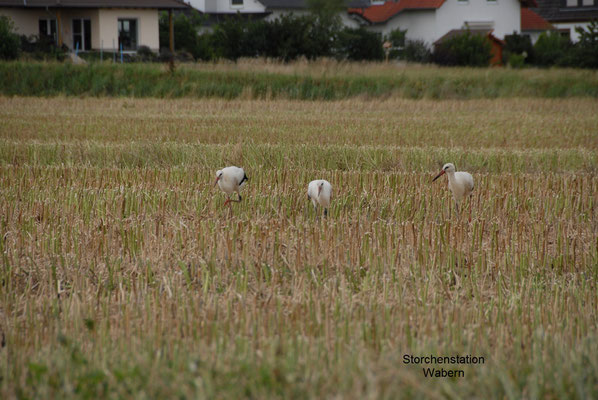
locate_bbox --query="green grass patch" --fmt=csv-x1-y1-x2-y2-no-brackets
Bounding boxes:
1,61,598,100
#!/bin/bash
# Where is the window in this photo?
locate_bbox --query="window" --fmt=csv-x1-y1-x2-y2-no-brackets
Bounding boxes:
566,0,578,6
231,0,243,5
582,0,593,5
38,19,56,41
118,19,138,51
72,19,91,51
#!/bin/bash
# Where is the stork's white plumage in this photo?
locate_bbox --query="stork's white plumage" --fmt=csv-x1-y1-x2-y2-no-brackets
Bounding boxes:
214,166,248,207
432,163,474,212
307,180,332,217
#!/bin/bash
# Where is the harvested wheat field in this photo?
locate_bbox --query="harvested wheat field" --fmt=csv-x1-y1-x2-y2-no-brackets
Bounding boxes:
0,96,597,398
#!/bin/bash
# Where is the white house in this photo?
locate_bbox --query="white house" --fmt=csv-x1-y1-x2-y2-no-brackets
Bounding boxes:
530,0,598,42
189,0,368,28
349,0,537,44
186,0,267,15
520,7,554,43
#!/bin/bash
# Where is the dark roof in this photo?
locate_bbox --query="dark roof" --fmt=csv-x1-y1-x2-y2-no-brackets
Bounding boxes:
434,29,505,46
531,0,598,22
260,0,369,9
0,0,189,8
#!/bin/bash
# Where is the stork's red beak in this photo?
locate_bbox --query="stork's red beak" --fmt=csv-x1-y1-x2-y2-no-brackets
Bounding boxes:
318,185,322,196
432,170,445,182
213,177,220,187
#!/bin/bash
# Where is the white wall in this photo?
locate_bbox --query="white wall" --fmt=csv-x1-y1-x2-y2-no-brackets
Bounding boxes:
368,11,437,43
435,0,521,40
264,9,309,21
552,21,591,42
187,0,266,13
98,9,160,51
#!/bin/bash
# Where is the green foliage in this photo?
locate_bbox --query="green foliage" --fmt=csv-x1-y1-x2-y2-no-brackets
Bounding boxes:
0,16,20,60
386,28,406,60
508,53,526,68
336,27,384,61
2,61,598,99
158,10,207,60
136,45,156,62
573,19,598,68
504,31,533,64
533,31,572,67
433,30,492,67
402,39,432,63
19,35,66,61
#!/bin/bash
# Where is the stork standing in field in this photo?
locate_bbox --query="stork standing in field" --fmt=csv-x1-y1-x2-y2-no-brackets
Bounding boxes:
307,180,332,217
432,163,474,212
214,166,248,208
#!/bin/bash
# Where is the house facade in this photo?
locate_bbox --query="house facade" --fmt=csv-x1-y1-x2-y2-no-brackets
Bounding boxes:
531,0,598,42
187,0,267,15
520,7,554,43
189,0,368,28
349,0,537,44
0,0,189,52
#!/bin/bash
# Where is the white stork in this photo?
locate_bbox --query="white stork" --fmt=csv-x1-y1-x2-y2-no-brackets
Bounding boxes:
214,166,248,207
432,163,474,212
307,180,332,217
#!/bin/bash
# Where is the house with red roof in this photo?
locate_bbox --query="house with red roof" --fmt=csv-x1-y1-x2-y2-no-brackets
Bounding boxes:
520,7,554,43
349,0,537,47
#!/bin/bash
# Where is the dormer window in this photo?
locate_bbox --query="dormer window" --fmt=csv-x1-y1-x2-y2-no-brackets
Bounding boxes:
566,0,578,5
232,0,243,6
582,0,593,5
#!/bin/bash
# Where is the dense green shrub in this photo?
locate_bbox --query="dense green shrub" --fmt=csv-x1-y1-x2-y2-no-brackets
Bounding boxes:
433,31,492,66
19,35,66,61
386,28,406,60
573,20,598,69
402,39,432,63
159,11,207,59
504,32,533,64
0,16,20,60
533,31,573,67
336,27,384,61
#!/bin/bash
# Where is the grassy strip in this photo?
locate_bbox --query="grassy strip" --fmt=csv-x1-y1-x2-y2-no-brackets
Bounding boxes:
1,61,598,99
0,141,595,172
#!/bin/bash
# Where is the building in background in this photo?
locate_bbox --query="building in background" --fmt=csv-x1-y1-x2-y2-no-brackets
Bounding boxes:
530,0,598,42
0,0,189,52
349,0,537,44
520,7,554,43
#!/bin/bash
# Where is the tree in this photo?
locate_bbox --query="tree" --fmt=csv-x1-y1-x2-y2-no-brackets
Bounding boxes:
433,31,492,67
504,31,533,64
159,11,208,59
336,27,384,61
0,16,20,60
533,31,572,67
574,19,598,68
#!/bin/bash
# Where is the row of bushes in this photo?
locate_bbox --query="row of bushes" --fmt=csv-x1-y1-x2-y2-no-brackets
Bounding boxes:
160,12,597,68
504,21,598,69
2,11,597,68
158,12,386,62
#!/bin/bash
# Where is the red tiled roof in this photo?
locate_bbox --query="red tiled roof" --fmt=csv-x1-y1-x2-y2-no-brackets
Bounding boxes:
350,0,538,24
521,8,553,30
348,0,445,24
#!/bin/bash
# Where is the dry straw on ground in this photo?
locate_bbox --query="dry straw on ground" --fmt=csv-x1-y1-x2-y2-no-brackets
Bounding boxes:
0,96,596,398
